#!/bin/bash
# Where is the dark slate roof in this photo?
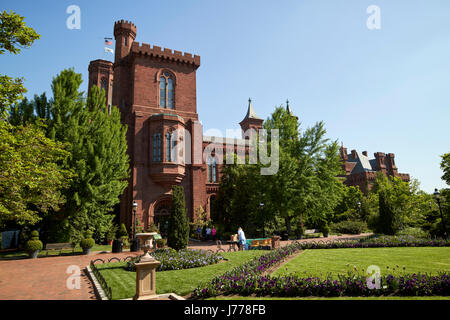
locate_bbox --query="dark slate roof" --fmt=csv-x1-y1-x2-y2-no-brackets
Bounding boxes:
346,151,376,174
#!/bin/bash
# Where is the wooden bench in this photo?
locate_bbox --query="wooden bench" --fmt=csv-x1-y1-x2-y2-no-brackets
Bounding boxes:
44,243,75,256
305,229,320,234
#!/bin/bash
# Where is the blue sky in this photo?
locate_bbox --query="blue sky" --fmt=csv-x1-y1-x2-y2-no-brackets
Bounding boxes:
2,0,449,193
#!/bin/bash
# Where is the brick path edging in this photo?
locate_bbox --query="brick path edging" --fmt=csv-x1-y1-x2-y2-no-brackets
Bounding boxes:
85,265,108,300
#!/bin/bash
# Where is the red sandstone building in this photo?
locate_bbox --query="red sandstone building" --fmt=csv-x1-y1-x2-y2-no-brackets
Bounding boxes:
88,20,263,230
339,145,410,193
88,20,410,230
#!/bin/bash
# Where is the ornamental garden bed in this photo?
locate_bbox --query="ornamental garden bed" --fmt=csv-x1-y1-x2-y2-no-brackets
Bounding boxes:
125,248,225,272
95,250,269,300
192,243,450,299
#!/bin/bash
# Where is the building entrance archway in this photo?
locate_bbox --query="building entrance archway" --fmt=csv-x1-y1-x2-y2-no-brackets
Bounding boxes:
153,198,171,237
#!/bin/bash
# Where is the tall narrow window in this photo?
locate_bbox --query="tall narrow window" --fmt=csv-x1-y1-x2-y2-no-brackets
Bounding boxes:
153,133,161,162
208,157,212,183
171,134,176,162
166,132,171,162
159,71,175,109
100,78,108,94
208,157,217,183
159,77,166,108
212,158,217,182
167,78,174,109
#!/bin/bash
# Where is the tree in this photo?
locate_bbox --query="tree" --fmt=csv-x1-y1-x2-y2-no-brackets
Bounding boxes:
0,10,40,115
377,189,396,235
9,92,49,125
333,185,364,222
441,153,450,186
213,105,343,236
0,120,73,228
12,69,130,243
167,185,189,250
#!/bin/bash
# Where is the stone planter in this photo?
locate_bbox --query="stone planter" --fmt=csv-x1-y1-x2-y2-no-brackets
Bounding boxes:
82,247,91,255
29,250,39,259
323,232,329,238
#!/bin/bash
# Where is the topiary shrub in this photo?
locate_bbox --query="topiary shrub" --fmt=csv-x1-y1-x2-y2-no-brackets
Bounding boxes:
80,238,95,249
25,230,43,258
80,230,95,252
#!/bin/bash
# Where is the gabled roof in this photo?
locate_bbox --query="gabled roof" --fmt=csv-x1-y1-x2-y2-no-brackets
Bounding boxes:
347,151,376,174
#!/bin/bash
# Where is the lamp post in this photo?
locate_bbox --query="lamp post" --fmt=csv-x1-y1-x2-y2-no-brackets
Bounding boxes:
357,201,361,217
260,202,265,238
132,201,138,240
433,188,447,239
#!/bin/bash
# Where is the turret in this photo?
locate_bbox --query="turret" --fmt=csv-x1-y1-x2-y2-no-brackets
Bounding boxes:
113,20,137,62
239,98,263,139
88,59,113,112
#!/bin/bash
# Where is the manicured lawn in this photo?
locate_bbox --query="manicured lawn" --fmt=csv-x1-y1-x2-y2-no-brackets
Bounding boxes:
96,250,269,300
0,244,114,259
272,247,450,278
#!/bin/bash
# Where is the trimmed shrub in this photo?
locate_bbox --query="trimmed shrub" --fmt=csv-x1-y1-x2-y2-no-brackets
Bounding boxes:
330,220,367,235
80,238,95,249
25,230,43,253
167,185,189,250
80,230,95,249
397,227,429,239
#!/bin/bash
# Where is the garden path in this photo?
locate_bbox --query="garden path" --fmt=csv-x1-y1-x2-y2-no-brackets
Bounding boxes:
0,251,140,300
0,233,371,300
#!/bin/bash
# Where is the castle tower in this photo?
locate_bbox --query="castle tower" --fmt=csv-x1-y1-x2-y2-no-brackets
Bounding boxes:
88,59,113,111
113,20,137,62
239,98,263,139
374,152,387,174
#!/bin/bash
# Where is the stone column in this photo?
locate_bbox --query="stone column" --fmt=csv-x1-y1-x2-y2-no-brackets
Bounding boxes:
133,259,160,300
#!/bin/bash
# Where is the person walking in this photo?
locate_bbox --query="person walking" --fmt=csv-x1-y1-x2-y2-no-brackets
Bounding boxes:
211,226,216,241
237,227,248,250
196,226,202,240
206,226,211,241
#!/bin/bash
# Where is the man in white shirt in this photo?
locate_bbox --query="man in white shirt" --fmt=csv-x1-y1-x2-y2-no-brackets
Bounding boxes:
237,227,248,250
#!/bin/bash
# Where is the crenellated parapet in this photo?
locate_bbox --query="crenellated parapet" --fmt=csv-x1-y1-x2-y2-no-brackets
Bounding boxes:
131,42,200,68
114,20,137,38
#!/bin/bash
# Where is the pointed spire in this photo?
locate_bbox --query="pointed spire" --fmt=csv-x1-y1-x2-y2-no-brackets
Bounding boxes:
242,97,262,120
286,99,293,115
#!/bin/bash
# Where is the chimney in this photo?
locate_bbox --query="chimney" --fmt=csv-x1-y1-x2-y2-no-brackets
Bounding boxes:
351,150,357,160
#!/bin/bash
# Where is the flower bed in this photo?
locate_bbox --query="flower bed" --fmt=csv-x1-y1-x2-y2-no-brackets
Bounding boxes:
297,236,450,250
193,272,450,298
192,240,450,299
126,248,224,272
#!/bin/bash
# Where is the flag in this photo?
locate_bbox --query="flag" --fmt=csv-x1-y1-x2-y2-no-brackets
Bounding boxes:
104,47,114,54
104,39,113,46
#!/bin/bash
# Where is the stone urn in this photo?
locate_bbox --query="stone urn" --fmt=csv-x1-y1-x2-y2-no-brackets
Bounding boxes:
133,232,160,300
135,232,158,262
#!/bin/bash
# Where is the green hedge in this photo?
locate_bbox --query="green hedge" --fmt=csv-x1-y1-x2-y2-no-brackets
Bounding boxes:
330,220,367,235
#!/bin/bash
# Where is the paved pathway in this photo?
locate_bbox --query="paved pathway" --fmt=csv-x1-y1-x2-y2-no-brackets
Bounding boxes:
0,233,371,300
187,233,373,251
0,251,140,300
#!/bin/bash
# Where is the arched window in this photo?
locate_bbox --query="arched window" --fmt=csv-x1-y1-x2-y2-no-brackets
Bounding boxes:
159,72,175,109
152,133,162,162
100,77,108,92
208,157,217,183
